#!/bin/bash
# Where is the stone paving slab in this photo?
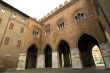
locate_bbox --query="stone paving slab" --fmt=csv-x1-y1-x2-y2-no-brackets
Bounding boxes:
0,68,110,73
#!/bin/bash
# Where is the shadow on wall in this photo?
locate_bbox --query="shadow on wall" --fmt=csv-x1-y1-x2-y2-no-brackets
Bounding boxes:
0,57,17,72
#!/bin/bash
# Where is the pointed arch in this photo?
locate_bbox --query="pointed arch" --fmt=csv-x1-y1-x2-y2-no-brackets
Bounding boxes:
44,44,52,68
78,33,105,68
25,44,38,69
57,40,71,67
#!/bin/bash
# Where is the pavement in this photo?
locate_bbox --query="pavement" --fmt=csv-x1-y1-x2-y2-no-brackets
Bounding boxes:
0,68,110,73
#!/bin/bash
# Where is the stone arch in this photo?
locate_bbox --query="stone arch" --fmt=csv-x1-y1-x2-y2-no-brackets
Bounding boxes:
44,44,52,68
92,45,105,67
57,39,71,68
25,44,38,69
57,38,70,48
77,33,105,68
76,32,99,46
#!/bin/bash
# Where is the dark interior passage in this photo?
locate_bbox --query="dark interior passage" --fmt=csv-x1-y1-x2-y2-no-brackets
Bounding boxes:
44,45,52,68
58,40,71,67
78,34,101,68
25,45,38,69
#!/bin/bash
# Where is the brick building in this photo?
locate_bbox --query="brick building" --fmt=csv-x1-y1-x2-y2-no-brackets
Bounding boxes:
0,1,29,69
0,0,110,71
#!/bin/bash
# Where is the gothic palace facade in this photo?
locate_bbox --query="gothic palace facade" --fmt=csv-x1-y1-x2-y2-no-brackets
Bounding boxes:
0,0,110,70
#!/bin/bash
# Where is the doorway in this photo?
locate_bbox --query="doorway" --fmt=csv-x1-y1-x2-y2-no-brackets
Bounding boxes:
25,45,38,69
78,34,105,68
44,45,52,68
58,40,71,67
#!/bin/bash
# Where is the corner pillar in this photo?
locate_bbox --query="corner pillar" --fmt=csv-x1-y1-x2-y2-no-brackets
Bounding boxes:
37,54,45,68
52,52,60,68
99,42,110,69
70,48,82,68
16,53,26,70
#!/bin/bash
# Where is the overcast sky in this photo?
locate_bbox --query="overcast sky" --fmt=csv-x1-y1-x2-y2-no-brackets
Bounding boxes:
3,0,67,20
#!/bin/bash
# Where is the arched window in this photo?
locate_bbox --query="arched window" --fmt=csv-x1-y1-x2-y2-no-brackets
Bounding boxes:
57,21,65,30
45,24,51,35
74,12,86,23
32,29,39,38
56,18,66,30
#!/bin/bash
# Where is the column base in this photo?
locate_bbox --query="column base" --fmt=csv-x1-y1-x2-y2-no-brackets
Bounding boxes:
37,54,45,68
52,52,60,68
99,42,110,69
16,53,26,70
70,48,82,69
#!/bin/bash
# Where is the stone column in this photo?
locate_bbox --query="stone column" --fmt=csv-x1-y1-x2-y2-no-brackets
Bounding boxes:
16,53,26,70
37,54,45,68
52,52,60,68
99,42,110,69
70,48,82,68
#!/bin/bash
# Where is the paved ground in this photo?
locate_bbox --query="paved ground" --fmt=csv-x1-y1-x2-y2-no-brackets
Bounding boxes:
0,68,110,73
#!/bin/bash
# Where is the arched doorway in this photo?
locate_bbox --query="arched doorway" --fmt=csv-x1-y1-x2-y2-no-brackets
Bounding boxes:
44,45,52,68
58,40,71,67
25,45,38,69
92,45,105,68
78,34,105,68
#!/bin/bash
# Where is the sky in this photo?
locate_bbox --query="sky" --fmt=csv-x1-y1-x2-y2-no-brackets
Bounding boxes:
3,0,67,20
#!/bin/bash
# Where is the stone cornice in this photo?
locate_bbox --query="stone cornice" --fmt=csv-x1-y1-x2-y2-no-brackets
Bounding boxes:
29,17,44,26
0,0,29,18
40,0,79,23
0,0,43,26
